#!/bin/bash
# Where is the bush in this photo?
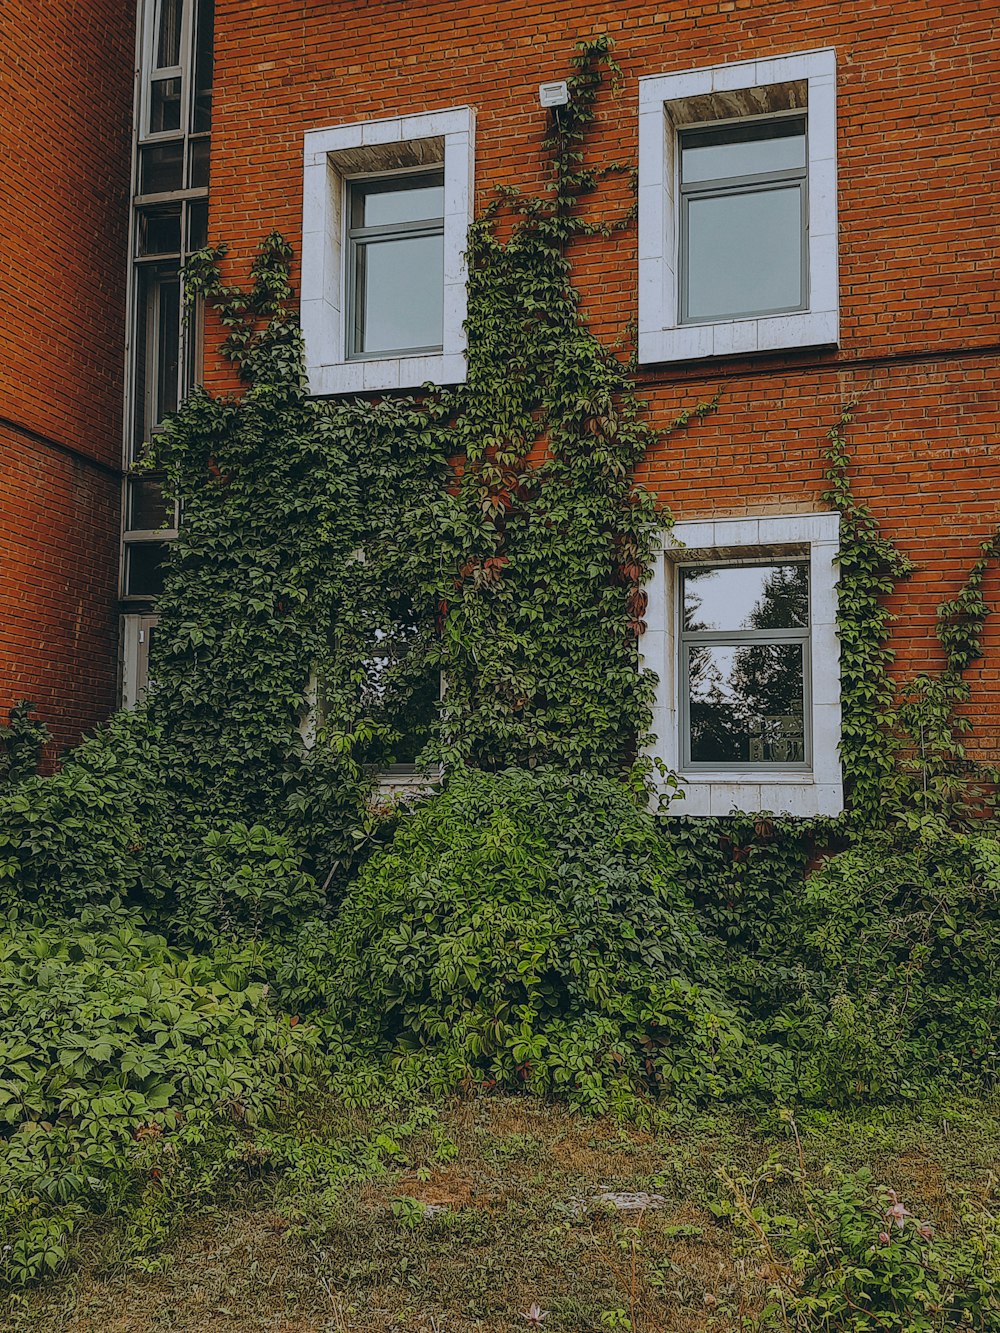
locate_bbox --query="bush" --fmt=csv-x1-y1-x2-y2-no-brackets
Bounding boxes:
304,767,745,1111
732,827,1000,1104
0,703,50,788
0,912,318,1282
721,1158,1000,1330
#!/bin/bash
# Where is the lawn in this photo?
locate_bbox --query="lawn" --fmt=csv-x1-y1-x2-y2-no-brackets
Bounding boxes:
4,1093,997,1332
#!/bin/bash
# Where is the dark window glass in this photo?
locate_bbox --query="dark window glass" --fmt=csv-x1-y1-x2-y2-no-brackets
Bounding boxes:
154,0,184,67
125,543,169,597
184,296,205,394
682,563,809,632
136,206,182,256
128,478,172,531
688,643,805,764
133,264,180,455
139,141,184,194
192,0,214,132
356,616,439,766
150,76,182,133
186,198,208,251
188,137,210,188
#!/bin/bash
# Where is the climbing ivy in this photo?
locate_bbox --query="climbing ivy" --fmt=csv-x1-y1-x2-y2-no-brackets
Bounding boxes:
165,37,714,811
822,403,1000,828
1,39,997,931
0,39,713,921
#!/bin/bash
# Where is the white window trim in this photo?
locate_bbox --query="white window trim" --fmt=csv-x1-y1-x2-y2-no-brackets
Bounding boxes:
301,107,475,396
642,513,844,817
637,49,838,365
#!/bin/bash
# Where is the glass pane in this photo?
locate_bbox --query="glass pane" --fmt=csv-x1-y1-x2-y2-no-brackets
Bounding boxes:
188,137,210,188
155,277,181,418
186,198,208,251
356,177,445,228
684,185,802,320
150,76,182,133
192,0,214,132
683,564,808,632
681,118,806,183
688,643,805,765
128,478,172,531
133,266,180,452
356,233,444,354
139,141,183,194
154,0,184,67
125,543,169,598
184,296,205,394
136,207,181,256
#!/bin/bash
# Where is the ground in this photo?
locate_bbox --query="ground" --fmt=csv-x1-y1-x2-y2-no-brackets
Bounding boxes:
4,1095,997,1332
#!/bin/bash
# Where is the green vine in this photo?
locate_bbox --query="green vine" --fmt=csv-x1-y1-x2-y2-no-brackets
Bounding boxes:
2,39,996,934
822,404,1000,828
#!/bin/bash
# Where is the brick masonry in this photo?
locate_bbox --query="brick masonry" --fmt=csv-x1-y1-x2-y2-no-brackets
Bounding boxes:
205,0,999,763
0,1,134,755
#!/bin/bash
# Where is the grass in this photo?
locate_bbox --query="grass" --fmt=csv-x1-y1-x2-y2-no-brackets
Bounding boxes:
3,1093,998,1332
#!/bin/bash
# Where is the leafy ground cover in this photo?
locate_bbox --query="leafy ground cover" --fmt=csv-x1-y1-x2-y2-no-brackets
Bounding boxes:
2,1094,997,1332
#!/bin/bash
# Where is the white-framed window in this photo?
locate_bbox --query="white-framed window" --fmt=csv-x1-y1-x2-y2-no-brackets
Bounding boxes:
300,106,475,395
122,613,160,707
642,513,843,817
637,49,838,364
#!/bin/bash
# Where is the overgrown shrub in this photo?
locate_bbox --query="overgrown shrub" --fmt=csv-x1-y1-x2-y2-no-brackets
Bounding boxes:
0,703,50,788
721,1157,1000,1330
696,826,1000,1105
0,913,318,1282
298,768,746,1111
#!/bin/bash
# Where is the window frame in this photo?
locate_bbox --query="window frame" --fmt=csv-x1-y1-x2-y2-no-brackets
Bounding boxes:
121,613,160,707
677,113,809,325
121,0,212,626
641,513,843,817
677,559,813,771
300,106,475,395
637,48,838,364
344,168,446,361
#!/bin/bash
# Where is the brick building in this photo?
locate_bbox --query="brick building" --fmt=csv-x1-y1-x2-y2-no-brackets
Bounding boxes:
4,0,998,813
0,1,134,755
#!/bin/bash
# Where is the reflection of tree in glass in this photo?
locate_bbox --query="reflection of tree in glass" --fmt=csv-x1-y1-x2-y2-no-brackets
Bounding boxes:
729,565,808,761
688,645,746,761
686,564,808,763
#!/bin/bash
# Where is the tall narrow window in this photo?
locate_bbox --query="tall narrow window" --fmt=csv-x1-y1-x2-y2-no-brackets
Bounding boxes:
680,562,810,767
347,172,445,358
123,0,212,619
679,117,807,324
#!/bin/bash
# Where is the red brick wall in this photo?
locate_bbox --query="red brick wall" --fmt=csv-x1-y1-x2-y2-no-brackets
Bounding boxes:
0,1,134,753
206,0,999,756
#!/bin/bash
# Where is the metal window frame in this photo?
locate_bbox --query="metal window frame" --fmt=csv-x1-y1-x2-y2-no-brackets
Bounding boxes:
140,0,195,142
121,0,212,618
344,168,446,361
678,112,809,326
677,559,813,771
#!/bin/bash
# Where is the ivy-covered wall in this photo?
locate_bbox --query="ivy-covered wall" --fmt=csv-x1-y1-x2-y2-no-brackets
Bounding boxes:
205,0,1000,769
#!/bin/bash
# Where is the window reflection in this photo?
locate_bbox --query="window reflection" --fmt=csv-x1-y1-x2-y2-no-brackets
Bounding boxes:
683,563,808,632
688,643,805,764
682,562,810,768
